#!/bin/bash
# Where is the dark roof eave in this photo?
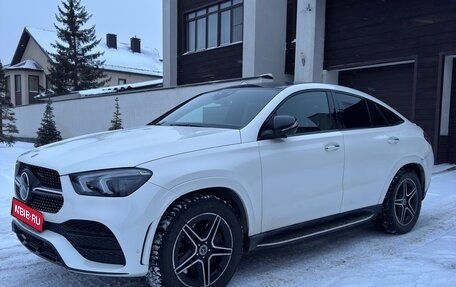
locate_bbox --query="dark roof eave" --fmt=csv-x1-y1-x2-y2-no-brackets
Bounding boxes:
5,67,44,72
11,28,52,65
11,28,30,65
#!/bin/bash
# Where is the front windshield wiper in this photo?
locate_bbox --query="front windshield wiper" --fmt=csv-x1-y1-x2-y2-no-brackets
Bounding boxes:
167,123,207,127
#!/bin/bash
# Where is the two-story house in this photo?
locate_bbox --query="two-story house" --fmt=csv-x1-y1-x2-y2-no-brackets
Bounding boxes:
4,27,163,106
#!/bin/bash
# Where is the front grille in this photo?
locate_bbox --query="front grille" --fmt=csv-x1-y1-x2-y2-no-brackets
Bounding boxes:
12,221,64,265
17,163,61,189
16,162,64,213
47,220,126,265
28,193,64,213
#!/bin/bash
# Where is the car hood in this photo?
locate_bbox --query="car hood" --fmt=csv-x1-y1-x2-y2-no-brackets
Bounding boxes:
18,126,241,175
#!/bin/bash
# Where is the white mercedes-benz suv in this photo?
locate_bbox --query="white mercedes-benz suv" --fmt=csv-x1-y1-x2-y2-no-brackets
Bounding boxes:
12,83,433,287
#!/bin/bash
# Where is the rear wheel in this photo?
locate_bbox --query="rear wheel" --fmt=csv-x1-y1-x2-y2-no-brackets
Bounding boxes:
147,194,243,287
374,169,422,234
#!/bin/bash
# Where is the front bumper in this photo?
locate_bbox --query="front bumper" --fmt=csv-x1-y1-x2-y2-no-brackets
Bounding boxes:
12,175,170,276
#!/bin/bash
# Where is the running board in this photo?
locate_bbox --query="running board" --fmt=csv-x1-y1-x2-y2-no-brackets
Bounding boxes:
247,207,380,251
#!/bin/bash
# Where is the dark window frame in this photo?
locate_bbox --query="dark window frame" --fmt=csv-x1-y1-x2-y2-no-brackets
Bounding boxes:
28,75,39,93
118,78,127,85
28,75,40,104
14,75,21,92
5,75,11,99
14,75,21,106
184,0,243,54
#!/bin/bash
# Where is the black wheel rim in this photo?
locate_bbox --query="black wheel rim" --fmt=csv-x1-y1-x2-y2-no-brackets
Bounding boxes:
172,212,233,287
394,178,419,226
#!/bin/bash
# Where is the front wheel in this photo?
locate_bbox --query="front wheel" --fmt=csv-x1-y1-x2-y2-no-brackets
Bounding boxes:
374,169,422,234
147,194,243,287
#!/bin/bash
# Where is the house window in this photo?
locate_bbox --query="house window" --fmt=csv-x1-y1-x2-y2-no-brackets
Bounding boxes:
28,75,39,104
14,75,21,105
118,78,127,85
185,0,243,53
5,76,10,99
29,76,39,92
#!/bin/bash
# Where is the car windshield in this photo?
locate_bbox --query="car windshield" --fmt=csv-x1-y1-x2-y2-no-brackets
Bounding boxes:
152,87,280,129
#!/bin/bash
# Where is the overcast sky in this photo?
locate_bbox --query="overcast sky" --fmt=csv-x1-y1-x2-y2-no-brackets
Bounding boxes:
0,0,162,65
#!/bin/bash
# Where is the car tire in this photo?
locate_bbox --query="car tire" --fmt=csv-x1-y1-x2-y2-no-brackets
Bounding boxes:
147,194,243,287
373,169,422,234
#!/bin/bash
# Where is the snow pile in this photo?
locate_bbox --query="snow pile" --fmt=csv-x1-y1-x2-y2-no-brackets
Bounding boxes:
1,142,455,286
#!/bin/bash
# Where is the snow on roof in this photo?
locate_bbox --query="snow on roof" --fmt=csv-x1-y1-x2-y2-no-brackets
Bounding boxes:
35,78,164,101
25,27,163,77
5,59,44,71
77,79,163,96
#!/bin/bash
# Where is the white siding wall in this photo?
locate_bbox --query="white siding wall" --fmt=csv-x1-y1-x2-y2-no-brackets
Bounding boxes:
14,77,272,139
103,70,161,87
22,38,51,74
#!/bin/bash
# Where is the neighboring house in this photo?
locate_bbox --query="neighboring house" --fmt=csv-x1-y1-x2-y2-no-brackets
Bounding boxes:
4,27,162,106
163,0,456,163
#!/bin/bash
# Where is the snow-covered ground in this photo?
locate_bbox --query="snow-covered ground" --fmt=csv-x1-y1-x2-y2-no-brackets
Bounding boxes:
1,142,455,287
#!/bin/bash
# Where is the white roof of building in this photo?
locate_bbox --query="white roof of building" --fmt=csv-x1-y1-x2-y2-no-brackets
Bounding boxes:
5,59,44,71
25,27,163,77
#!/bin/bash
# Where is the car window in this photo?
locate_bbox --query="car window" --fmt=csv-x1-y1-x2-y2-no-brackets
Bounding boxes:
155,87,280,129
367,100,389,127
376,102,404,126
334,92,371,129
275,91,334,134
367,100,404,127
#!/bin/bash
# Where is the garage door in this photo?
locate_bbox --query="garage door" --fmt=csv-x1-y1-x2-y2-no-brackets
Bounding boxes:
338,63,415,121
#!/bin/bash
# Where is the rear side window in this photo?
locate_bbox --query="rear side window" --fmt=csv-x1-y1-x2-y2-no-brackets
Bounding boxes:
376,103,404,126
367,101,388,127
367,100,404,127
334,92,371,129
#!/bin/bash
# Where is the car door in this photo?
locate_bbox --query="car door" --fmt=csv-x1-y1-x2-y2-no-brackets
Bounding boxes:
258,90,345,232
333,92,407,212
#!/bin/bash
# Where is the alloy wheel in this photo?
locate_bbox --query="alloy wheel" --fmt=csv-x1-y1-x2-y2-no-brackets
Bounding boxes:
172,212,233,287
394,178,419,226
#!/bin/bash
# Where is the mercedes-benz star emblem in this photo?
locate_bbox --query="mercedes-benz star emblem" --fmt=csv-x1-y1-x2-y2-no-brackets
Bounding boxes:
18,171,31,202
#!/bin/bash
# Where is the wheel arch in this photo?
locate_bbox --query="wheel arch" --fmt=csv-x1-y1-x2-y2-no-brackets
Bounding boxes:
400,163,426,195
378,160,429,204
378,160,427,204
176,187,249,238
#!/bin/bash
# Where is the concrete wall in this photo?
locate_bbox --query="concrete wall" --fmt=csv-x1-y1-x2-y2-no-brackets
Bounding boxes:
294,0,326,83
243,0,290,84
14,76,272,140
163,0,178,87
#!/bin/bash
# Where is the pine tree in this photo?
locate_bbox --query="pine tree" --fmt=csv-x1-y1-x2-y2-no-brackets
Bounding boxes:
0,61,19,146
47,0,109,95
109,97,123,130
35,98,62,147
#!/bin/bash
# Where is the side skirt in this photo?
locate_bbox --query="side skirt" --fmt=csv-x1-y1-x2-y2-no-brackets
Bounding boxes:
246,205,381,252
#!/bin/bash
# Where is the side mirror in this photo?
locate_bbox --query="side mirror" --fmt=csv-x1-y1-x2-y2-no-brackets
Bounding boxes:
260,115,298,139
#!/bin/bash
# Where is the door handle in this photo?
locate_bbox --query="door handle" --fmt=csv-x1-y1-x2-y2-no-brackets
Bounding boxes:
388,137,400,144
325,143,340,152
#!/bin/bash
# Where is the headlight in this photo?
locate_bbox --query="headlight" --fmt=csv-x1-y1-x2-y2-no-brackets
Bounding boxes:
70,168,152,197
